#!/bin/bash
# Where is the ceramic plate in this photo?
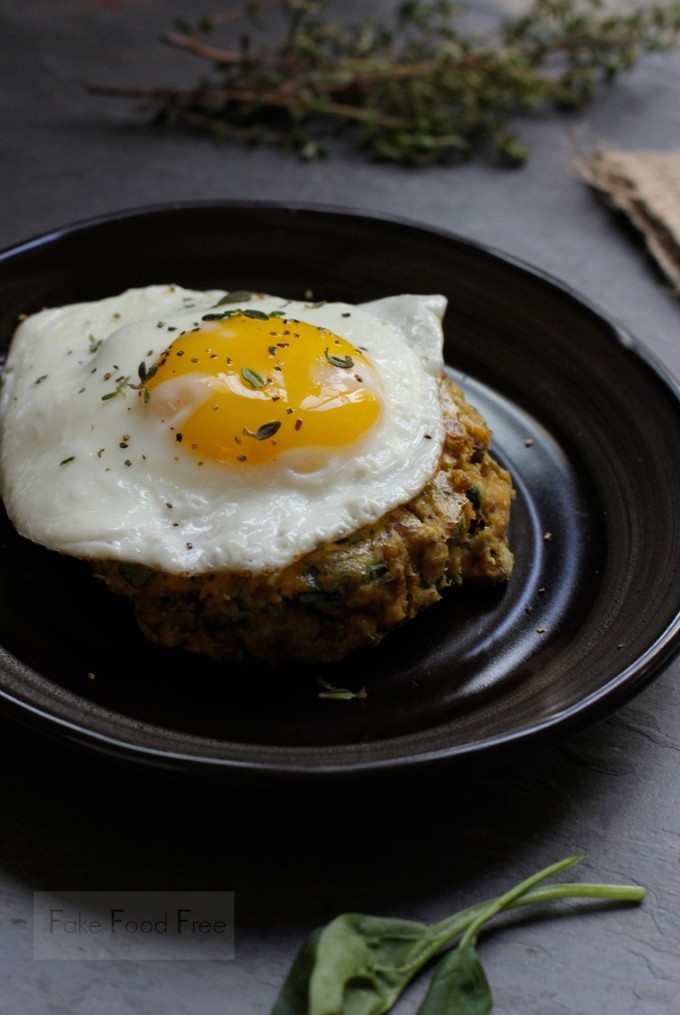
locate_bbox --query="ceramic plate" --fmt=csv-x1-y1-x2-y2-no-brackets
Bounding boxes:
0,202,679,783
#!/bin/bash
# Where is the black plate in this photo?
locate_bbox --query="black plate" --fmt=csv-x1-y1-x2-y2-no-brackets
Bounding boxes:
0,202,679,783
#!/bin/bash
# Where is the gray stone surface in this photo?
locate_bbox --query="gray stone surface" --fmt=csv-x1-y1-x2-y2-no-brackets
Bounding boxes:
1,3,679,1012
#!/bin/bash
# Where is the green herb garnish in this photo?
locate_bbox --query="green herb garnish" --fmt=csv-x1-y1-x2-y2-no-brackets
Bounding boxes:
466,485,482,512
101,376,131,401
271,854,646,1014
202,308,283,322
136,359,157,384
244,420,281,440
130,359,158,403
214,291,253,305
324,348,354,369
241,366,265,389
101,362,157,403
202,309,241,321
317,679,367,701
88,0,680,167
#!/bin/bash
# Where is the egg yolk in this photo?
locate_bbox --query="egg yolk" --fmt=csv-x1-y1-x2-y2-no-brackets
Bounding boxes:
144,312,382,467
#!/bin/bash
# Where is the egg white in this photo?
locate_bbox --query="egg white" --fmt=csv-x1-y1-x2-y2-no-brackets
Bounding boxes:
0,285,447,574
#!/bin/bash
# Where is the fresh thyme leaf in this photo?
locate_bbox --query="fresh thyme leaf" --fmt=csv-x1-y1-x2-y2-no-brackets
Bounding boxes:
466,486,482,512
126,361,158,402
88,0,680,166
241,366,265,388
244,420,281,440
202,309,241,321
203,307,285,322
214,290,253,305
141,360,156,382
174,18,194,36
243,308,271,320
101,377,131,401
324,348,354,369
317,679,367,701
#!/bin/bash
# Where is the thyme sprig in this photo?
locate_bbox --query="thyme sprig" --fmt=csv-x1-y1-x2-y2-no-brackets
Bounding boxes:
101,376,132,401
87,0,680,165
101,360,158,402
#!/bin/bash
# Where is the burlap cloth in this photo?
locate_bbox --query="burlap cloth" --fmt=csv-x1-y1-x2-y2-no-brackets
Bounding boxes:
580,148,680,292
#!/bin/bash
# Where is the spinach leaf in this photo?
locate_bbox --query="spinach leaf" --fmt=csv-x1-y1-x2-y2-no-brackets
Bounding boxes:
270,855,646,1015
272,928,323,1015
416,856,586,1014
417,944,492,1014
273,914,435,1015
271,898,537,1015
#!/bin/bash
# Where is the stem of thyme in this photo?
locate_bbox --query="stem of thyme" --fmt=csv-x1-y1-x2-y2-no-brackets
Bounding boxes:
87,0,680,165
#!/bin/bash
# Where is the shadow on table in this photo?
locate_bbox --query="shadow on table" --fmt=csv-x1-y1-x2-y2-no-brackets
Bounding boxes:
0,696,652,938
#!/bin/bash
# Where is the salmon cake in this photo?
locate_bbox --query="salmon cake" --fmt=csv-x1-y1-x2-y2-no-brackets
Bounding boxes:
92,377,514,665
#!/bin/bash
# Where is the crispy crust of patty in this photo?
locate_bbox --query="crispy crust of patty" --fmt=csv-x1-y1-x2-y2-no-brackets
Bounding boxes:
92,378,514,665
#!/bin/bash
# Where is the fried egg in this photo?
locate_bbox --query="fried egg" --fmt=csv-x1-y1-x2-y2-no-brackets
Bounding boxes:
0,286,447,574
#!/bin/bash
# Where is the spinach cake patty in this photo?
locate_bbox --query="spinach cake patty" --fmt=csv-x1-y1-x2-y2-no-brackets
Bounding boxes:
92,377,514,665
